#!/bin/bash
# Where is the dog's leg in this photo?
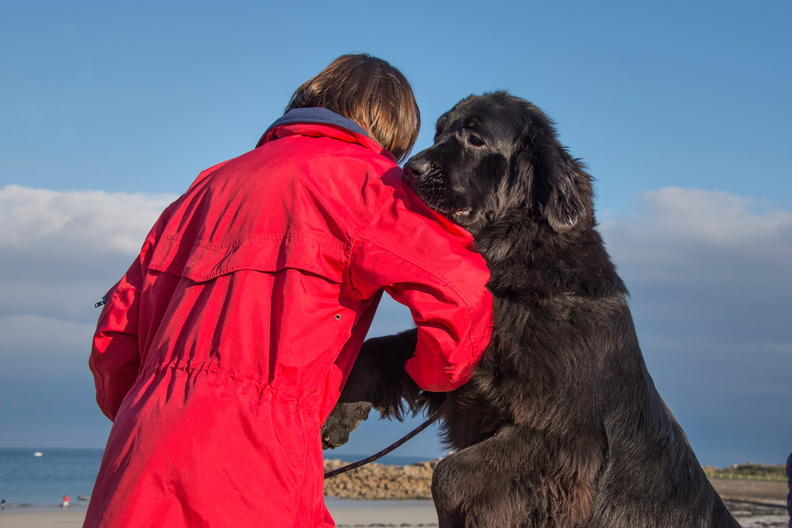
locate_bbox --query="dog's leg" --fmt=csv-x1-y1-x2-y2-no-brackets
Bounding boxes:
322,329,421,449
432,424,603,528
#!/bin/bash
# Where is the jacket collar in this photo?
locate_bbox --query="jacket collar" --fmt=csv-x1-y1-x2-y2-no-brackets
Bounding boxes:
256,108,395,163
264,107,369,138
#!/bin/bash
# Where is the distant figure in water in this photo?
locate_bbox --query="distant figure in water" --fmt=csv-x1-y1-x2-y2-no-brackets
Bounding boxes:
1,497,6,511
61,495,70,509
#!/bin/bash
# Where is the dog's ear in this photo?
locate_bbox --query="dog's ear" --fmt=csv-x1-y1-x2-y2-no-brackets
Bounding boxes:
513,126,590,233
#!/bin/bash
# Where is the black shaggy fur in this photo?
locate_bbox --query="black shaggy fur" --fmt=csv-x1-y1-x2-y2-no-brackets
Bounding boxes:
322,92,741,528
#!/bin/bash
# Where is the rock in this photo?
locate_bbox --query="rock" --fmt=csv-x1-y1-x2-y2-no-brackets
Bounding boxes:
323,459,436,500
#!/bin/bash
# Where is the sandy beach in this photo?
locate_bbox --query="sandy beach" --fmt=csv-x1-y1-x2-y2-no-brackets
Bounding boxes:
0,500,440,527
0,479,787,528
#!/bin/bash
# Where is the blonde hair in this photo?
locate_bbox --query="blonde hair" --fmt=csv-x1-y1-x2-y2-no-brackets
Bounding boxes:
286,54,420,163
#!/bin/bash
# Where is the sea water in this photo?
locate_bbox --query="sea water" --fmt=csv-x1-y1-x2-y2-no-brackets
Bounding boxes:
0,449,428,511
0,448,102,510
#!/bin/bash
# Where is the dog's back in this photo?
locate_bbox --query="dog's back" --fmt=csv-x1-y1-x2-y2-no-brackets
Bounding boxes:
589,309,741,527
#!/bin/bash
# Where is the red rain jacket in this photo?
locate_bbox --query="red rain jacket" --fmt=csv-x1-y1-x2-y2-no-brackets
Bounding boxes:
85,109,492,528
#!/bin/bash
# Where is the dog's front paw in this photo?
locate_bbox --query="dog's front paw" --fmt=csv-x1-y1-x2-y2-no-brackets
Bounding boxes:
322,401,372,449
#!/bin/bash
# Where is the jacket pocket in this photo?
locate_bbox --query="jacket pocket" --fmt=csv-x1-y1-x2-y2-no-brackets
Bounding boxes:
147,233,348,283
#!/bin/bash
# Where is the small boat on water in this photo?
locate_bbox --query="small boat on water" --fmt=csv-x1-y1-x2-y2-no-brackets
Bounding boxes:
33,452,43,457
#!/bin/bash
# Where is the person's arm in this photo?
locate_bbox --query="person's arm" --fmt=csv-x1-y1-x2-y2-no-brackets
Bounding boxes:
349,183,493,392
89,255,144,421
89,199,179,420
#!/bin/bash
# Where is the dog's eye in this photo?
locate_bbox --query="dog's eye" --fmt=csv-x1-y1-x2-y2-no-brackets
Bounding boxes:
467,135,486,148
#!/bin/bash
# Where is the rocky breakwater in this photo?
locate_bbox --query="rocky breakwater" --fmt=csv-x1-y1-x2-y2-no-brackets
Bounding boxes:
323,459,437,500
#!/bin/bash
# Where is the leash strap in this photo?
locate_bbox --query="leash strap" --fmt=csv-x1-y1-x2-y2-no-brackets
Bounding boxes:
324,411,440,479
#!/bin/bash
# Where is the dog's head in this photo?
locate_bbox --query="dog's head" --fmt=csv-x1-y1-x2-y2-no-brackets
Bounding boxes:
406,91,593,236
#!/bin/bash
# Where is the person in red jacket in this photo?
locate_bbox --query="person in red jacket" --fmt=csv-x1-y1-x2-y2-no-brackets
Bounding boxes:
84,54,492,528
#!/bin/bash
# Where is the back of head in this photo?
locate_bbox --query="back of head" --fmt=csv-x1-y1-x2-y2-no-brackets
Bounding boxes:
286,54,420,163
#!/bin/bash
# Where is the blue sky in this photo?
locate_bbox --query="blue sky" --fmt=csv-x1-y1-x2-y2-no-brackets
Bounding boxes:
0,1,790,468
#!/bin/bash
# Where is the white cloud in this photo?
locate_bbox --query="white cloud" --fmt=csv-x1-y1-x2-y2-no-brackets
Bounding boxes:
0,184,176,256
0,185,177,320
600,187,792,286
627,188,791,245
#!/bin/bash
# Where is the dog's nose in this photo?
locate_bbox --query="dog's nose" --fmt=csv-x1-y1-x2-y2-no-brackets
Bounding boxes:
403,166,419,184
404,157,429,184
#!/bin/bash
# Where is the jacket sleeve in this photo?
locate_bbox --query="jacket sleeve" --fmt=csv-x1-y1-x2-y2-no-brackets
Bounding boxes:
349,183,493,392
89,245,147,421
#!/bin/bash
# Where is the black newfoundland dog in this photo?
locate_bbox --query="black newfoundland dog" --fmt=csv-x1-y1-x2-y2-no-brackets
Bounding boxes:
323,92,740,528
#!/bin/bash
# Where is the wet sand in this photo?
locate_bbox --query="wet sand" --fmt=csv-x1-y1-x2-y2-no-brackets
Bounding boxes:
712,477,789,528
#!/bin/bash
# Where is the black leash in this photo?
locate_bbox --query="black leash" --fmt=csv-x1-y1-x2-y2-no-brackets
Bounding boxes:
324,411,440,479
